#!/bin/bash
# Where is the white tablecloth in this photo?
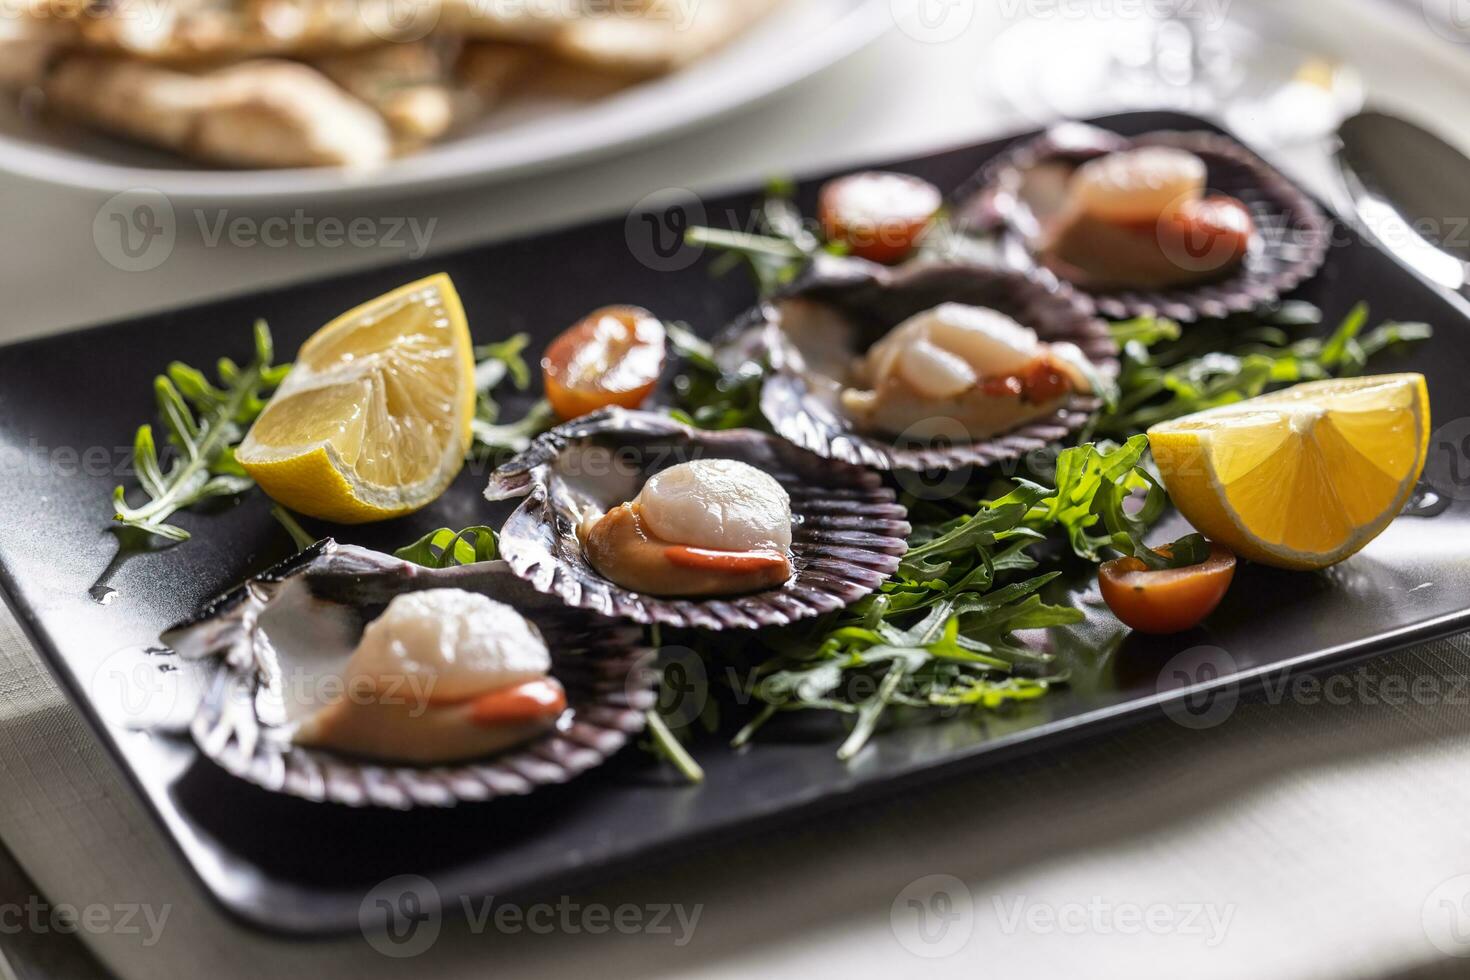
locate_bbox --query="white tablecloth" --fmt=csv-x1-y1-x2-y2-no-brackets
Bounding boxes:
4,2,1470,977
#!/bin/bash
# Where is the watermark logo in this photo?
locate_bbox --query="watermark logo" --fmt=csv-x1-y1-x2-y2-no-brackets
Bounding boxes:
1426,417,1470,502
993,895,1235,946
94,189,176,273
1154,194,1251,278
626,188,707,273
0,897,170,947
358,0,441,41
92,193,438,272
360,875,442,958
650,644,709,729
89,645,189,730
1157,644,1239,730
890,416,978,502
1422,0,1470,43
460,896,702,942
1423,874,1470,957
194,209,437,258
8,0,173,31
892,0,976,43
890,874,975,958
995,0,1231,31
358,879,703,955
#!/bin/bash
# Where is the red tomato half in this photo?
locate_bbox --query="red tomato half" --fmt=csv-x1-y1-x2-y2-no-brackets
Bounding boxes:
542,306,666,421
818,171,942,264
1099,543,1237,635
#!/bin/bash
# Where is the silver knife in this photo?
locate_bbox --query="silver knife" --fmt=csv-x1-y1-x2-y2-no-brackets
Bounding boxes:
1334,110,1470,297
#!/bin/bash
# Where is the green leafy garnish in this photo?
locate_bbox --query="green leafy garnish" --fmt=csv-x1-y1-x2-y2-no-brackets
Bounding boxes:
1023,436,1205,571
729,440,1163,759
473,399,557,455
666,321,767,431
686,178,846,297
394,526,499,569
1091,302,1431,440
112,320,290,543
271,506,317,552
474,333,532,407
644,705,706,784
471,331,555,455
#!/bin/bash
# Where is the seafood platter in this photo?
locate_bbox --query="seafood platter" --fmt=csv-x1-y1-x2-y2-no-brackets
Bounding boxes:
0,112,1466,933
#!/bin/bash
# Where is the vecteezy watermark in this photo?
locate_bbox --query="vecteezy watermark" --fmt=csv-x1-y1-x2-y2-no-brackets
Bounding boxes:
891,0,977,44
0,897,171,947
1421,0,1470,43
1257,665,1470,711
357,0,442,42
996,0,1231,30
456,0,704,32
626,188,708,273
361,875,442,959
1426,417,1470,502
889,417,979,502
992,895,1236,947
1423,874,1470,957
646,645,709,729
193,211,437,259
94,191,439,272
90,644,455,731
89,645,194,730
891,875,975,958
0,438,140,480
95,189,177,274
360,875,703,957
1,0,172,28
1157,645,1240,730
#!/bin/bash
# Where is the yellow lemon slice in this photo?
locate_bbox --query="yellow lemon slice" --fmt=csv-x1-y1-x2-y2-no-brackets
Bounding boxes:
237,273,475,524
1148,374,1430,570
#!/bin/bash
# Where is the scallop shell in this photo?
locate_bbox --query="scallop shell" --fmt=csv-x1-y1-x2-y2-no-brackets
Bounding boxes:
956,123,1331,321
162,540,656,810
485,408,910,630
725,255,1116,472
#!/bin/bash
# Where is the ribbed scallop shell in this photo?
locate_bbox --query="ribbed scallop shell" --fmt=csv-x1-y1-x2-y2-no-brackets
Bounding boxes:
726,255,1116,472
162,541,656,810
956,123,1331,321
485,409,910,630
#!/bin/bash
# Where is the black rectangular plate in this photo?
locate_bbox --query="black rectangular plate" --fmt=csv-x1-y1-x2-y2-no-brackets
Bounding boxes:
2,112,1468,936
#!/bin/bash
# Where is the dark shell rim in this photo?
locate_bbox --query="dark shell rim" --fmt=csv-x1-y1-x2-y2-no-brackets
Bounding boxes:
162,540,657,810
485,408,911,630
731,256,1117,472
955,124,1332,322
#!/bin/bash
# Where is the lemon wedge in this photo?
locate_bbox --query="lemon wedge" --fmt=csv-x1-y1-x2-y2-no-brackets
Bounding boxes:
1148,374,1430,570
237,273,475,524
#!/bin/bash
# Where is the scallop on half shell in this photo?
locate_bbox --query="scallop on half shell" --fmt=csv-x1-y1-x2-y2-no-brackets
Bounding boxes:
724,255,1117,472
955,123,1331,322
485,408,911,630
162,540,656,809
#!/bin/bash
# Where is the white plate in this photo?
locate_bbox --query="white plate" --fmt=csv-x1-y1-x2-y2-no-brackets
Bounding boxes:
0,0,892,204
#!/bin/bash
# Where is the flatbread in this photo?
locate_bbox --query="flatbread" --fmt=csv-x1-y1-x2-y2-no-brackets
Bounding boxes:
314,40,536,150
42,56,392,167
552,0,784,76
314,38,461,149
39,0,438,60
444,0,591,39
0,15,71,88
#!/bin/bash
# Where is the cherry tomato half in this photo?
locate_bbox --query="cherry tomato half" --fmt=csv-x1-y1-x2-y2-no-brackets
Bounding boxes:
542,306,666,421
818,171,942,265
1099,542,1237,635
